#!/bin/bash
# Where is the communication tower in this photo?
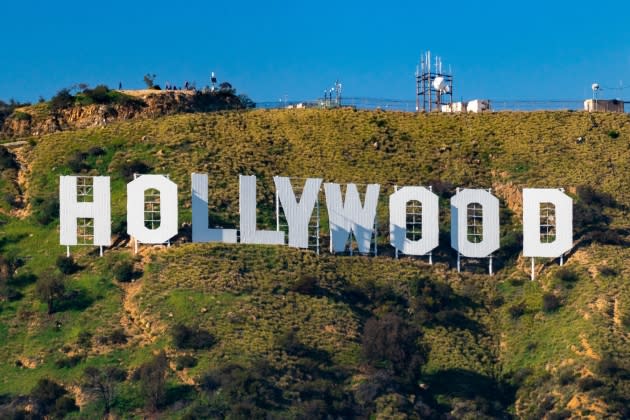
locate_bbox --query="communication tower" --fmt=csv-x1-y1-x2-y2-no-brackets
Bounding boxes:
415,51,454,112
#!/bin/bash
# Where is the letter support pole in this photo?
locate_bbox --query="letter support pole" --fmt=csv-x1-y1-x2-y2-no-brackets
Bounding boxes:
531,257,535,281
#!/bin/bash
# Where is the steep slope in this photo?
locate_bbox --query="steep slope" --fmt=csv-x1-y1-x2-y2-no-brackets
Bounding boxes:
0,109,629,418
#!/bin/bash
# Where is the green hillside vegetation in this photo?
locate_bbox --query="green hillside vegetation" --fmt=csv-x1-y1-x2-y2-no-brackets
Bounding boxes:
0,108,630,418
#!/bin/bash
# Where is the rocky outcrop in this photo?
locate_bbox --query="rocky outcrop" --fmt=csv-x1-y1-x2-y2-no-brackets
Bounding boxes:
1,90,244,138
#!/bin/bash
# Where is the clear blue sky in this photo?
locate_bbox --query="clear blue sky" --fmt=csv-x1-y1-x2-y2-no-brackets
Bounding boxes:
2,1,630,103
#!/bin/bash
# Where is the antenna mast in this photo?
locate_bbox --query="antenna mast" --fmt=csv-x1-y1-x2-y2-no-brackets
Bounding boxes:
415,51,454,112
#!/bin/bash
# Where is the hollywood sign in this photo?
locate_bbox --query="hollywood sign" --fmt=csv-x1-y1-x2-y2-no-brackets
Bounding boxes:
59,174,573,275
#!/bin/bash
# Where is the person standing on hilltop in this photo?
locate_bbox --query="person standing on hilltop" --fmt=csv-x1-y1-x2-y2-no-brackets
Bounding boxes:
185,81,189,90
118,82,122,90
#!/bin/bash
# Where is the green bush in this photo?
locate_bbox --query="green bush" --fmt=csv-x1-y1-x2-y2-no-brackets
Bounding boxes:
52,395,79,418
554,267,578,283
557,367,575,385
55,355,83,368
33,196,59,225
577,376,603,391
542,293,561,313
291,275,319,295
135,350,168,411
508,301,526,319
113,260,135,282
82,84,110,104
77,331,93,351
50,88,75,111
175,355,198,370
30,378,77,417
35,272,65,314
67,151,90,173
607,130,620,139
172,323,216,350
56,255,79,275
12,111,32,121
109,328,128,344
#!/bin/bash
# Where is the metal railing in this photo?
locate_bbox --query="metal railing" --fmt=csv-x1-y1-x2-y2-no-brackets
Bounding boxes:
255,98,628,113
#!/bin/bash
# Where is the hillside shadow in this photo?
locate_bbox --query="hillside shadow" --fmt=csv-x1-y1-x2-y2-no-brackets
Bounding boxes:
8,273,36,288
0,233,27,251
424,368,516,414
56,289,94,312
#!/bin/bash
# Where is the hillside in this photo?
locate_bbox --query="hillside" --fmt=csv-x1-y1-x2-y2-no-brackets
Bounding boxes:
1,109,630,419
0,88,249,139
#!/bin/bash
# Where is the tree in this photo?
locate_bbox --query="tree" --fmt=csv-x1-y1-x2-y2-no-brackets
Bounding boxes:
83,365,127,414
143,74,156,89
137,351,168,411
35,272,65,314
49,88,75,111
238,94,256,109
361,313,424,377
219,82,234,94
30,378,77,418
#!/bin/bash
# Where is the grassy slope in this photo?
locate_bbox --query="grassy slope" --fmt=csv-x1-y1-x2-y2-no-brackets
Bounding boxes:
1,109,630,418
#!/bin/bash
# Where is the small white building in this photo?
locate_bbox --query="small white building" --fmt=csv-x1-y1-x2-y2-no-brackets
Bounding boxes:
467,99,491,113
440,101,468,113
583,99,624,113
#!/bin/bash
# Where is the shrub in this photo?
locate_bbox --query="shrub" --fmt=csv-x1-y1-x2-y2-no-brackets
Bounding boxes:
55,355,83,368
136,350,168,411
598,266,618,277
276,330,308,357
52,395,79,418
172,324,216,350
291,275,319,295
33,196,59,225
113,260,135,282
12,111,31,121
607,130,620,139
30,378,69,415
109,328,128,344
554,267,578,283
510,367,533,386
56,255,79,275
82,84,111,104
50,88,75,111
35,272,65,314
87,146,106,156
557,367,575,385
361,313,424,375
589,230,625,245
77,331,93,351
83,365,127,414
0,147,18,170
508,301,526,319
175,355,198,370
597,357,620,376
577,376,603,391
542,293,561,312
118,159,151,181
143,74,156,89
547,410,571,420
67,151,90,172
434,309,468,327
